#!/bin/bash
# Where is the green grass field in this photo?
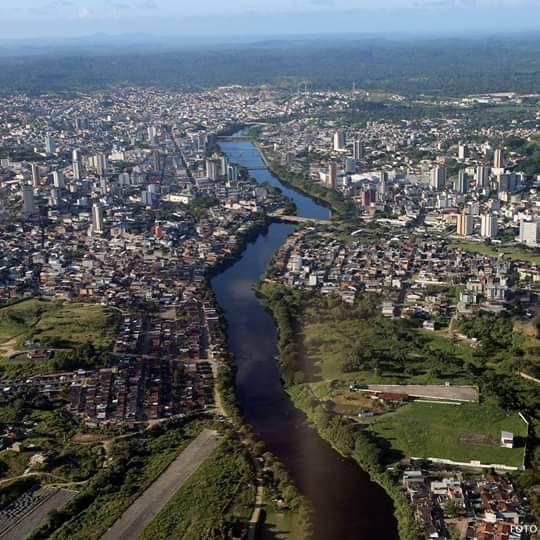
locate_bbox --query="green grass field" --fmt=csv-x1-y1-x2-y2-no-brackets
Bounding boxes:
302,313,473,385
450,241,540,265
370,401,528,468
261,511,306,540
0,298,118,349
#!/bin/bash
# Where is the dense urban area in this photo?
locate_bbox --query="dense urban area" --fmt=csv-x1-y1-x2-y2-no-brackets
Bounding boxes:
0,82,539,540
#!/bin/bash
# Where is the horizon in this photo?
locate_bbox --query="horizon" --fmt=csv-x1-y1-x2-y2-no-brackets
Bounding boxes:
2,1,540,41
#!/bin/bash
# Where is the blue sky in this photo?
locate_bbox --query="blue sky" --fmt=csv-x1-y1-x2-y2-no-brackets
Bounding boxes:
2,0,540,39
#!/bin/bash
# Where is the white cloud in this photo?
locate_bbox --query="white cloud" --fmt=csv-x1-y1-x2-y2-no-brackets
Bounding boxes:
79,6,91,18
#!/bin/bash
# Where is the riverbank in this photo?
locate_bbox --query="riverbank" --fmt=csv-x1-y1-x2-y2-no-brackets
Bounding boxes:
253,141,356,223
252,281,420,540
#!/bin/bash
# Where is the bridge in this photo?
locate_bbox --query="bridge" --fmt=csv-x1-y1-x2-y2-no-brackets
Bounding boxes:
268,213,330,225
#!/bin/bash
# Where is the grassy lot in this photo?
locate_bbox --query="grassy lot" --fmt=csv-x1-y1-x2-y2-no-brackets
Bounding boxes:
261,511,306,540
0,298,119,349
370,401,528,468
0,298,119,379
138,436,255,540
450,241,540,265
302,305,473,385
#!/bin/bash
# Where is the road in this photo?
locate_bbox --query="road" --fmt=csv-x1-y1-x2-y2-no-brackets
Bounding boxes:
100,429,219,540
362,384,479,402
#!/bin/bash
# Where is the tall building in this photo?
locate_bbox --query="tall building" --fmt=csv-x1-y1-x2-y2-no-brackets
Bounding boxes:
45,134,55,155
73,161,82,181
206,159,219,180
152,150,161,171
147,126,158,143
455,170,468,194
456,211,473,236
220,156,229,176
31,163,40,188
72,149,82,181
22,184,34,214
430,166,446,190
519,221,540,246
493,148,505,169
333,130,346,151
52,171,65,189
480,214,497,238
476,166,490,189
327,163,337,189
91,203,104,234
345,158,356,174
97,154,108,176
457,143,467,160
227,164,239,181
353,140,364,160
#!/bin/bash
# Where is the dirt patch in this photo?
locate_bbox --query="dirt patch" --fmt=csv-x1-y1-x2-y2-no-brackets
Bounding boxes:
328,393,385,415
71,433,109,444
0,338,22,358
513,320,539,339
461,434,498,446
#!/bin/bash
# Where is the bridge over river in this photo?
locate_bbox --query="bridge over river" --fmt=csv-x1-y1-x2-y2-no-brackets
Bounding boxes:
268,212,330,225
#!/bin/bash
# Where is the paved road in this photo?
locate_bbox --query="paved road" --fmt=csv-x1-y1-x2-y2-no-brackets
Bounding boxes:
100,429,219,540
1,489,77,540
363,384,478,402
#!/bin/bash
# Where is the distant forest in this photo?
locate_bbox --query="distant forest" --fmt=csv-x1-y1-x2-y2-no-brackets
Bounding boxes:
2,36,540,95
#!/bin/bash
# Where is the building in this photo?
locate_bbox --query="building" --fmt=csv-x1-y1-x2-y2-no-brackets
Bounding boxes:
327,162,337,189
480,214,497,238
353,140,364,160
456,211,473,236
91,203,104,234
152,150,161,171
45,134,55,155
455,170,468,194
22,184,34,214
52,171,65,189
500,431,514,448
476,166,490,189
457,143,467,160
73,161,82,181
430,166,446,190
493,148,505,169
206,159,219,180
93,153,108,176
345,158,356,174
519,221,540,246
31,163,40,188
333,130,346,151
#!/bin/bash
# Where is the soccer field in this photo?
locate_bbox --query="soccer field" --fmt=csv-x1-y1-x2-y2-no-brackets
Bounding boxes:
370,401,528,468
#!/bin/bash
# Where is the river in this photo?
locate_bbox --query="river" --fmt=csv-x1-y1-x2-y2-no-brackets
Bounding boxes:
211,139,398,540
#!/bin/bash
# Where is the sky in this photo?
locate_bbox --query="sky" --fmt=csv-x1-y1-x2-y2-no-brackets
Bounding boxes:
2,0,540,39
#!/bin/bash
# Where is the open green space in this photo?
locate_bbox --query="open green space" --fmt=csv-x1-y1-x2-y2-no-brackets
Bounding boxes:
0,298,119,349
450,240,540,265
297,292,473,385
0,298,119,379
370,401,528,468
138,435,255,540
261,511,307,540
